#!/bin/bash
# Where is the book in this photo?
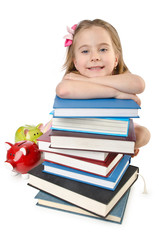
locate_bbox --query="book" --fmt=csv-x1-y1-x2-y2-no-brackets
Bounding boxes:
37,130,109,161
51,117,130,137
52,96,140,118
43,152,123,177
35,188,131,224
28,164,139,217
50,119,136,154
42,154,130,190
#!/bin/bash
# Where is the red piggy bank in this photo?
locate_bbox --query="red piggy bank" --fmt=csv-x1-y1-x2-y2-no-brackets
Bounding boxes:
5,141,41,178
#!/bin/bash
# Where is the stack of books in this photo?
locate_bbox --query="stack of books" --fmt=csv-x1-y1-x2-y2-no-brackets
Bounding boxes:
28,96,140,224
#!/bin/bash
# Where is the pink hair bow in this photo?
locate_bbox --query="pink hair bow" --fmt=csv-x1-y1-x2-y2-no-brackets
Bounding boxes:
64,24,78,47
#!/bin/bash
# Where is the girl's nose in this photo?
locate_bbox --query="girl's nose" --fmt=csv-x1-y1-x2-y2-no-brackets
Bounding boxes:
90,51,100,62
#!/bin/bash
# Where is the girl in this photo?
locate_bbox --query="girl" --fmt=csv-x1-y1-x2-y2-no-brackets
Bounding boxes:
56,19,150,156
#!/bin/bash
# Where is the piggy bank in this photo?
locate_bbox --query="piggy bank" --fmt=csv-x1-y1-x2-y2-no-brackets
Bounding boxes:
5,141,41,178
15,123,43,144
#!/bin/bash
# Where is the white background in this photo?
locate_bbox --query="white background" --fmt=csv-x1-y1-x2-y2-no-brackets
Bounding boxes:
0,0,158,239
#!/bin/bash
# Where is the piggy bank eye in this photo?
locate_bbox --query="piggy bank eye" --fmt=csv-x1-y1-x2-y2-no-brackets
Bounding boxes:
10,153,15,157
37,132,39,135
34,133,36,136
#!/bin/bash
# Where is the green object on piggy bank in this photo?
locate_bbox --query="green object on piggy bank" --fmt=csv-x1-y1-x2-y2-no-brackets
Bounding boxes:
15,124,43,144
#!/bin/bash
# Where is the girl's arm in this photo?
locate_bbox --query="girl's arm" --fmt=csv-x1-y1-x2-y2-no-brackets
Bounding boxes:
63,72,145,94
56,80,141,105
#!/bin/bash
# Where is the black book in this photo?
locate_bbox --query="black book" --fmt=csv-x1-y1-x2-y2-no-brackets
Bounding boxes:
28,164,139,217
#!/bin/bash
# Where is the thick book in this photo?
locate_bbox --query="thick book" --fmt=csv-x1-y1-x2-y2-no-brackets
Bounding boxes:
35,188,131,224
43,152,123,177
50,119,136,154
37,130,109,161
51,117,130,137
52,96,140,118
42,154,130,190
28,164,139,217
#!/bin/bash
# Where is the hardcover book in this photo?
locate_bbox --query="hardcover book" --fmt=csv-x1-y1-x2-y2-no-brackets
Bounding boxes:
50,119,136,154
51,117,130,137
42,154,130,190
52,96,140,118
28,164,139,217
35,188,131,224
43,152,123,177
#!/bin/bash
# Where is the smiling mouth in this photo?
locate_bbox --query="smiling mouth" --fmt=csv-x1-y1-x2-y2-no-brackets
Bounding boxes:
88,66,105,70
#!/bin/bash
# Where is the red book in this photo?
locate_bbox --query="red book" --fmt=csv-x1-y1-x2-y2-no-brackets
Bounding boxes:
43,152,123,177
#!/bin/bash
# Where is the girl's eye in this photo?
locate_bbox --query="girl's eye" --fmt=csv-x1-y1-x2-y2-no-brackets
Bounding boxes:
81,50,89,54
100,48,107,52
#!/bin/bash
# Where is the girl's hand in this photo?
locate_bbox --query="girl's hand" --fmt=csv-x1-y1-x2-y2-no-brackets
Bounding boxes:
116,91,141,106
63,73,88,82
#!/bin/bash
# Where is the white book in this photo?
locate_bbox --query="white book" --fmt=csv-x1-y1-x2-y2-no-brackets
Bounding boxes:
37,130,109,161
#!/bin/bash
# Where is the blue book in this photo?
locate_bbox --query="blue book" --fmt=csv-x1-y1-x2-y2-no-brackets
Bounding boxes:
35,188,131,224
42,155,131,190
52,96,140,118
51,116,130,137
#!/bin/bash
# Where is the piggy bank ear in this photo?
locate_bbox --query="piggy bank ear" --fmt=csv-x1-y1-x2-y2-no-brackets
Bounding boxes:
36,123,43,131
20,147,27,155
5,142,13,151
24,129,29,136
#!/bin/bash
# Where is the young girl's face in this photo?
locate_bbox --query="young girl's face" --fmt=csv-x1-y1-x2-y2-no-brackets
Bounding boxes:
73,26,118,78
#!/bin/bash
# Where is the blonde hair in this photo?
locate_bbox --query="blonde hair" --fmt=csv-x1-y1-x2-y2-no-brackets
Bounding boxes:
63,19,128,75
